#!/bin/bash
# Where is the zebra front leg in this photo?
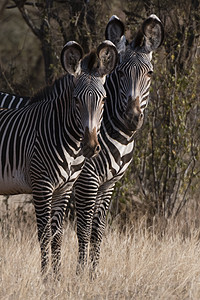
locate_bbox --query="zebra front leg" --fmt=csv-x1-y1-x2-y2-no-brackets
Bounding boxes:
89,186,114,274
51,191,70,277
32,184,53,276
76,208,94,274
75,171,99,274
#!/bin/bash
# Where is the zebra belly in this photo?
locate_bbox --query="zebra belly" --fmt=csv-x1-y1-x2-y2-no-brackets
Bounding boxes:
0,170,32,195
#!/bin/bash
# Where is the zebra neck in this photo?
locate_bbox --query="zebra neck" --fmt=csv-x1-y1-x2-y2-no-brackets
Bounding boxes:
105,73,138,139
101,105,134,145
54,75,81,132
35,76,82,146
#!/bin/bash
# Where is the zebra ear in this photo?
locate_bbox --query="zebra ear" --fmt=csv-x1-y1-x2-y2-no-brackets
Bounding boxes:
105,15,126,53
61,41,84,76
97,40,118,77
132,14,164,53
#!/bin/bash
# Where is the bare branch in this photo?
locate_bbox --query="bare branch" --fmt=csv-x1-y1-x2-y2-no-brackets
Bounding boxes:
0,63,15,93
51,12,68,43
0,0,9,15
7,2,44,9
13,2,41,38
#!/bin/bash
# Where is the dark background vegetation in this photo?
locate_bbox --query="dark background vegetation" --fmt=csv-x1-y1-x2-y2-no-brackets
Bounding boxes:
0,0,199,229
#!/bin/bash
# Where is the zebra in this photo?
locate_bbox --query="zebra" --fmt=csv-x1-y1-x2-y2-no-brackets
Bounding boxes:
74,14,164,274
0,40,118,276
0,15,164,276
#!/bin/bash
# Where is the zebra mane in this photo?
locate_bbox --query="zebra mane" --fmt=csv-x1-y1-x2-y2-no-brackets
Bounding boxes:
29,86,49,104
29,76,67,104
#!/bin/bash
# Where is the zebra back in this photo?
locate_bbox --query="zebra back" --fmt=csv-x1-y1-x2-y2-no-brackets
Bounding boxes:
0,92,30,109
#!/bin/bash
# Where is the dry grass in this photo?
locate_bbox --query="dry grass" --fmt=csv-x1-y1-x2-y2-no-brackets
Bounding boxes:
1,200,200,300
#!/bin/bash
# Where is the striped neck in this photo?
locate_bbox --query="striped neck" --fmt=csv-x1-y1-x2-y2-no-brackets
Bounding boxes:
104,71,135,138
32,75,83,144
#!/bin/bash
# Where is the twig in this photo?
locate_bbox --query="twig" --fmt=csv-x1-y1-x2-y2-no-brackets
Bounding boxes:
18,5,41,38
7,2,44,9
51,12,68,43
0,0,8,15
0,63,15,93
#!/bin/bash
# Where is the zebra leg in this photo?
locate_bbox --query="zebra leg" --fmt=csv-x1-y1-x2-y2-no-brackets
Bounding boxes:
51,192,70,277
32,184,53,276
75,171,99,273
89,185,114,274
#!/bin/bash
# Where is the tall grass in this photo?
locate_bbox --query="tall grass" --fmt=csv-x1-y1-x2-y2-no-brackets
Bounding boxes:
1,201,200,300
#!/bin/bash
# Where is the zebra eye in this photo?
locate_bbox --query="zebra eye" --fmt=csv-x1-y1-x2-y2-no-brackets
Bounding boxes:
147,70,153,77
102,97,106,104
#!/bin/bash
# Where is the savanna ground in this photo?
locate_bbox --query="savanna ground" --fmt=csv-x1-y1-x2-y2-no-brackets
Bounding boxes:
1,196,200,300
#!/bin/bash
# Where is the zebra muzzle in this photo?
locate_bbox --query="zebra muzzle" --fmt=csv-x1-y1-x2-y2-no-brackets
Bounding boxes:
81,127,101,158
125,96,144,131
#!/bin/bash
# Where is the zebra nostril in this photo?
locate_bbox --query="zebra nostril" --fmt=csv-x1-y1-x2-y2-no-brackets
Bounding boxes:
134,115,139,123
95,144,101,153
80,142,83,149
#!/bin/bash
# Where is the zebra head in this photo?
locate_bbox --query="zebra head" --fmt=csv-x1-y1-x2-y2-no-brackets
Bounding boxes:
106,14,164,132
61,41,118,158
